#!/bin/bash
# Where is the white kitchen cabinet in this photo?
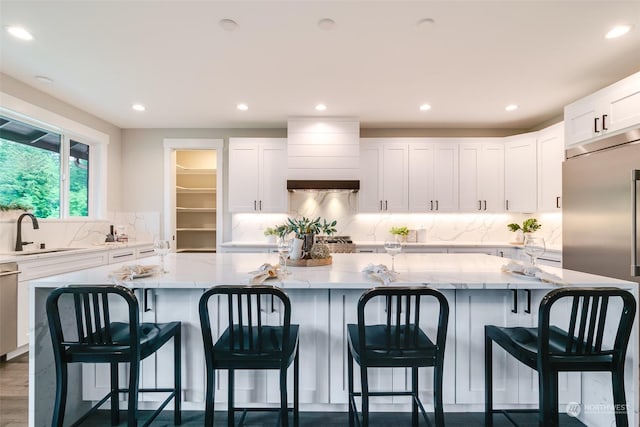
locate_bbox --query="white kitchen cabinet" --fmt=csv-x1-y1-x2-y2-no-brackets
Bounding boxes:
456,289,579,405
537,122,564,212
504,132,537,213
408,141,458,212
458,140,504,213
228,138,287,213
564,71,640,147
359,140,409,212
328,289,456,406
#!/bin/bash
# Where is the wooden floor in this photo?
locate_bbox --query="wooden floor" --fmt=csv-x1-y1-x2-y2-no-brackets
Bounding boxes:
0,352,585,426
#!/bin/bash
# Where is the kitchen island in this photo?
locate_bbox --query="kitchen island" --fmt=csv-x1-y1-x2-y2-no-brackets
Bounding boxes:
29,253,638,427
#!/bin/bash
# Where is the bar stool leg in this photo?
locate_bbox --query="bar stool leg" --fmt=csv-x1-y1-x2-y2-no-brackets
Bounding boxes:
228,369,235,427
127,358,140,427
347,347,355,427
294,348,299,427
280,362,289,427
433,361,445,427
612,368,629,427
484,331,493,427
110,362,119,425
204,367,215,427
52,361,68,427
412,367,418,427
174,330,182,425
361,366,369,427
539,370,558,427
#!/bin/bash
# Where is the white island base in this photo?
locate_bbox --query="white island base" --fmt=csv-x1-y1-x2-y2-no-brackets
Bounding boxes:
30,253,638,426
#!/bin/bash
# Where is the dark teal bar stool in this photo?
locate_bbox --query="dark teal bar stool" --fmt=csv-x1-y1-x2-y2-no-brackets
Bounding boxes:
347,286,450,427
199,285,300,427
46,284,182,427
485,287,636,427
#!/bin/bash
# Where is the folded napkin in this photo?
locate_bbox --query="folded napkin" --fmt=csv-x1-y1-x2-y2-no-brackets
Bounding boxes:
109,264,160,281
362,263,398,286
248,263,281,284
501,261,566,286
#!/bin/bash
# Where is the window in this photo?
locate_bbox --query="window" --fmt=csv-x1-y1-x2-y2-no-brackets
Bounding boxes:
0,115,91,218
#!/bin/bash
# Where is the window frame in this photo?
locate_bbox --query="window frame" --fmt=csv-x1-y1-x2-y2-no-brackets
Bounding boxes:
0,96,108,220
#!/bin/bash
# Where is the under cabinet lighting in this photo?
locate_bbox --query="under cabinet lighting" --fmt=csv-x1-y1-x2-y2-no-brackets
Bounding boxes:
605,25,632,39
6,26,33,40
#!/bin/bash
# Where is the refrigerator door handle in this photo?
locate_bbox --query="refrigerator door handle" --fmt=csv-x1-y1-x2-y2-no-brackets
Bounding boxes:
633,170,640,277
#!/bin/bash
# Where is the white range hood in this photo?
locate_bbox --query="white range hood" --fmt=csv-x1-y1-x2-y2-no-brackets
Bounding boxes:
287,116,360,182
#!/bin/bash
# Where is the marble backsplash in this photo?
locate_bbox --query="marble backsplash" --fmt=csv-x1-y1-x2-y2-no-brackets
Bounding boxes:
0,211,160,253
231,191,563,249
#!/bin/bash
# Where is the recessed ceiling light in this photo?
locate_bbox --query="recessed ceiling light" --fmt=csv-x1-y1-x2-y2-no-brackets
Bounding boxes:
237,103,248,111
605,24,632,39
6,26,33,41
35,75,53,84
315,104,327,111
318,18,336,31
131,103,146,112
419,103,431,111
505,104,519,112
219,19,238,32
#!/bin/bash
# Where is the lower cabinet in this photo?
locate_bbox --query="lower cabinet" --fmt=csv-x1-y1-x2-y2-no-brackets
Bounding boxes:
455,289,580,405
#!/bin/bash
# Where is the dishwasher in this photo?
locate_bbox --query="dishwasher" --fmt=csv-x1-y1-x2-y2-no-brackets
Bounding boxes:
0,262,19,357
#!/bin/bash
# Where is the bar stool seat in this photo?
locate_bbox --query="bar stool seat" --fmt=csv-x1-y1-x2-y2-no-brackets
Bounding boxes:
47,284,182,427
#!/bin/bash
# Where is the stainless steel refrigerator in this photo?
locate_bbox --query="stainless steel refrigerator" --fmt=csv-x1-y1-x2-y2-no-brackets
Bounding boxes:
563,127,640,285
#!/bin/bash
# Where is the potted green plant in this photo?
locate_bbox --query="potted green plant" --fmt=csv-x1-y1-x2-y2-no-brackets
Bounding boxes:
389,226,410,242
507,218,542,243
263,227,279,243
286,216,337,259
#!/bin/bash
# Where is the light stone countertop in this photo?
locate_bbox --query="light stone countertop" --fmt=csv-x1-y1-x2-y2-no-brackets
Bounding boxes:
31,252,630,291
0,241,153,264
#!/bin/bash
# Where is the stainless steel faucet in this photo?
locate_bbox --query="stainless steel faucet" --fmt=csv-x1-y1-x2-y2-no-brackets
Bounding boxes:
15,213,40,251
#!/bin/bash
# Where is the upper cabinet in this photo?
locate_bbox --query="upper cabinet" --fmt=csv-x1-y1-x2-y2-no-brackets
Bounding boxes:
458,139,504,213
359,139,409,212
564,71,640,147
504,132,537,213
409,141,459,212
228,138,288,213
537,122,563,211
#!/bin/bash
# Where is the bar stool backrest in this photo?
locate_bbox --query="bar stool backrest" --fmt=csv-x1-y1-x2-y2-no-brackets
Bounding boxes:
199,285,292,358
538,287,636,359
357,286,449,357
46,284,140,357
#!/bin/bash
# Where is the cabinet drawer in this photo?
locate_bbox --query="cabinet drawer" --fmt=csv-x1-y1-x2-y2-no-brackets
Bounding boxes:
136,246,156,259
108,249,136,264
19,252,108,281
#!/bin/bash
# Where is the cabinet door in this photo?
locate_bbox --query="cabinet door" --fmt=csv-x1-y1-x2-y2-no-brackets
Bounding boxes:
229,141,260,212
408,143,435,212
605,74,640,134
432,144,459,212
505,134,537,213
17,280,29,348
259,141,288,213
458,143,482,212
359,143,383,212
537,123,563,211
564,95,599,147
479,143,505,213
382,144,409,212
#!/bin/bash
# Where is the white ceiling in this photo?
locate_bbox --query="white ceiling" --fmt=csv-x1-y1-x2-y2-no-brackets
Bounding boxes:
1,1,639,130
